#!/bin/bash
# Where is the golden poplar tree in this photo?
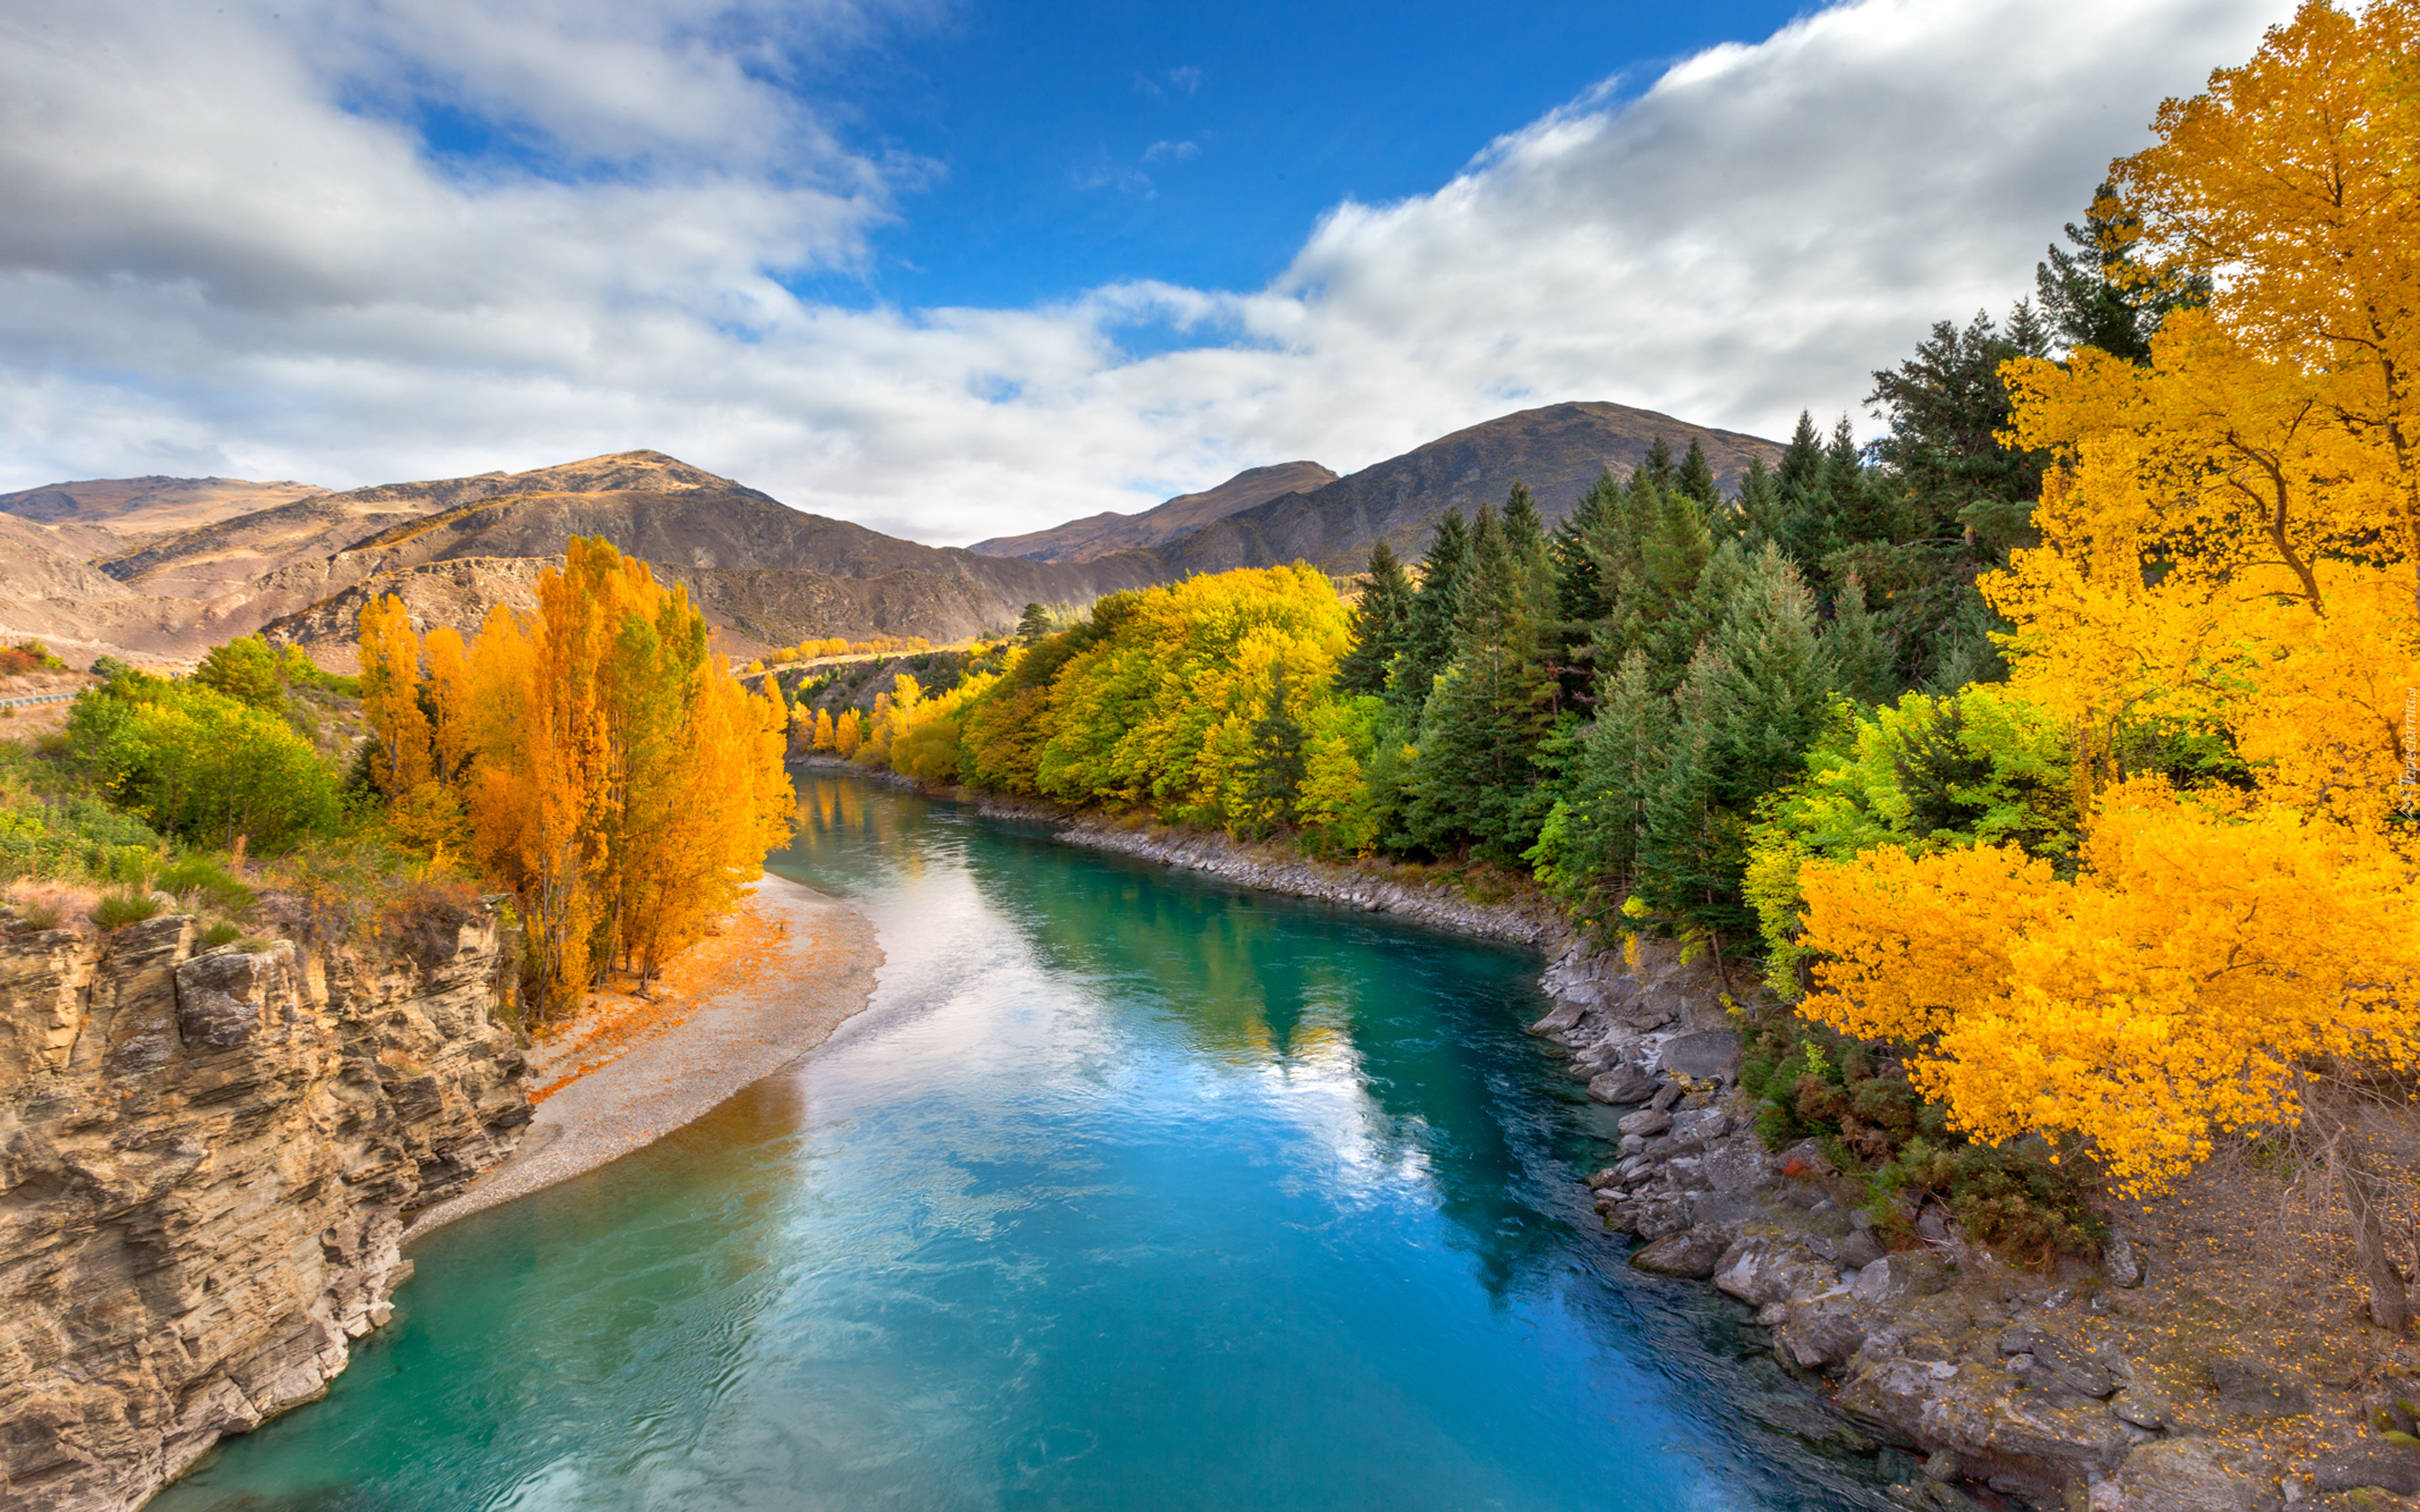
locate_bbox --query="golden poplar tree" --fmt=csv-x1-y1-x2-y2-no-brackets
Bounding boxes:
364,539,796,1018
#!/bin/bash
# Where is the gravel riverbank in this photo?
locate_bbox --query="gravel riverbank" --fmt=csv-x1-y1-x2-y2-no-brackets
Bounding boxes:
402,874,882,1242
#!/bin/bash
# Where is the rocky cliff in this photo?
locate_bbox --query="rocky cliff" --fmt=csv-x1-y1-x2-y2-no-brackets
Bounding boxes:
0,899,531,1512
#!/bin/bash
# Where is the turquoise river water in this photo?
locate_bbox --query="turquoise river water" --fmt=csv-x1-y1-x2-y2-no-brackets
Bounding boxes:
152,774,1888,1512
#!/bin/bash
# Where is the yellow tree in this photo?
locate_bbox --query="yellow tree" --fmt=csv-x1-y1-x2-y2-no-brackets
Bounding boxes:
371,539,797,1017
356,595,434,798
1795,0,2420,1326
2112,0,2420,616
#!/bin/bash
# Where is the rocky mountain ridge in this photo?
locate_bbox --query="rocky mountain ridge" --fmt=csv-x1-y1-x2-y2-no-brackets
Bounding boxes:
969,460,1340,563
0,401,1782,670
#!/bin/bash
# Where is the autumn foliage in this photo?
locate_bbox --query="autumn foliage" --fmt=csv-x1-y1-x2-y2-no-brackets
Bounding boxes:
1792,1,2420,1201
359,538,795,1018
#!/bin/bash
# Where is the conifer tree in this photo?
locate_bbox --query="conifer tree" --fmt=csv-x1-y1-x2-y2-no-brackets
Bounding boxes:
1240,664,1307,837
1676,438,1718,508
1824,570,1897,704
2033,181,2207,363
1388,509,1470,715
1403,504,1556,857
1549,470,1620,701
1336,540,1413,695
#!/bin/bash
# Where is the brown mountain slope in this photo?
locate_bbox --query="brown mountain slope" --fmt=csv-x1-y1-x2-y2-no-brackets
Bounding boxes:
1148,401,1784,575
969,460,1339,562
95,450,764,607
0,475,327,535
253,486,1175,669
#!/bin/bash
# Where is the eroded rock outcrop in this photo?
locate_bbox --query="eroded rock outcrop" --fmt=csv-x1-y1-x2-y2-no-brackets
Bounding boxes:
0,900,530,1512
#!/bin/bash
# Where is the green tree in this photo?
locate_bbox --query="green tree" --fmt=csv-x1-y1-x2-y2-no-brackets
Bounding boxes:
2034,182,2209,363
1676,438,1718,507
1239,664,1308,837
1336,540,1412,696
192,635,285,709
1866,306,2052,549
1387,509,1470,716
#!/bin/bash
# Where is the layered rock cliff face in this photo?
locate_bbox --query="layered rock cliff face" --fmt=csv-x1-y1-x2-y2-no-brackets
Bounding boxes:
0,900,531,1512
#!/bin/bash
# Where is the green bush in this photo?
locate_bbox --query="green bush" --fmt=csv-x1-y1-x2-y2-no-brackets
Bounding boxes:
198,921,242,949
67,675,342,851
1870,1137,2107,1268
91,890,163,930
1737,1005,2102,1269
158,856,256,916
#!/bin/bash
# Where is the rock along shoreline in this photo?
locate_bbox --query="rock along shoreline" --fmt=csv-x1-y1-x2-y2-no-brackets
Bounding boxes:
811,757,2420,1511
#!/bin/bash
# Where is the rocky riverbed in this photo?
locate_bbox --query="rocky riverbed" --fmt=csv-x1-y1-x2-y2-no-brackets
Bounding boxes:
1533,932,2420,1512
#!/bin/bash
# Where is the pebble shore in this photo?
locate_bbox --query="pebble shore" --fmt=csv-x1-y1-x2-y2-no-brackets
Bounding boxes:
402,874,882,1242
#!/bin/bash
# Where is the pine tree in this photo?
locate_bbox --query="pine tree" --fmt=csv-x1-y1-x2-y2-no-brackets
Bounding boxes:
1239,664,1307,837
1676,438,1718,508
1775,411,1836,577
1336,540,1413,695
1733,456,1786,554
1549,470,1620,703
1402,504,1556,858
2033,182,2209,363
1389,509,1470,715
1824,570,1897,704
1544,648,1668,916
1635,545,1833,938
1641,436,1677,491
1016,602,1055,644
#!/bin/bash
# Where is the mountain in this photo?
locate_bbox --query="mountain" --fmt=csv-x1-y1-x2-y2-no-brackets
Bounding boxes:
249,461,1170,669
0,475,327,538
0,401,1784,673
969,461,1339,563
97,450,754,608
1149,402,1784,576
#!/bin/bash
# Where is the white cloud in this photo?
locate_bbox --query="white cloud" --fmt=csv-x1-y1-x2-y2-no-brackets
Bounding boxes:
0,0,2289,544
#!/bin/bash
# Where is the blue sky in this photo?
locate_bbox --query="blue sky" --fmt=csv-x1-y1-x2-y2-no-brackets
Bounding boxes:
749,3,1810,312
0,0,2291,542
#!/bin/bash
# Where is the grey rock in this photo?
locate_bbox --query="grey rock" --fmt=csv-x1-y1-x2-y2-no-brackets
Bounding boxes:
1586,1064,1659,1104
2209,1354,2315,1419
1658,1029,1742,1081
1839,1229,1887,1269
2109,1389,2167,1430
1667,1107,1731,1144
2114,1438,2278,1510
1776,1297,1868,1371
2000,1328,2117,1399
1617,1106,1674,1137
2314,1441,2420,1494
1701,1141,1770,1193
1712,1238,1838,1309
1528,1000,1585,1036
1688,1190,1762,1227
1648,1079,1682,1112
2102,1229,2144,1287
1631,1226,1731,1278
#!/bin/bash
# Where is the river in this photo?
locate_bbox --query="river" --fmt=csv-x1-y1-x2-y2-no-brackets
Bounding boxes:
150,774,1886,1511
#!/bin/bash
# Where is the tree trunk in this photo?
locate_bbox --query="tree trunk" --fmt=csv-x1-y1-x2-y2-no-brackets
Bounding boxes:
2338,1138,2412,1333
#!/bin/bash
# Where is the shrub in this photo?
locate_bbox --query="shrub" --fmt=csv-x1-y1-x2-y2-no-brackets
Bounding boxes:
90,890,163,930
198,920,242,949
67,678,342,850
17,898,61,931
159,856,256,916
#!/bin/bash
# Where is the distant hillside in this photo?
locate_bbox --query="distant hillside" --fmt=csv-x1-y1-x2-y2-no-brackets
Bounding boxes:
254,480,1170,669
97,450,756,608
0,475,327,537
1148,402,1784,575
970,461,1339,563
